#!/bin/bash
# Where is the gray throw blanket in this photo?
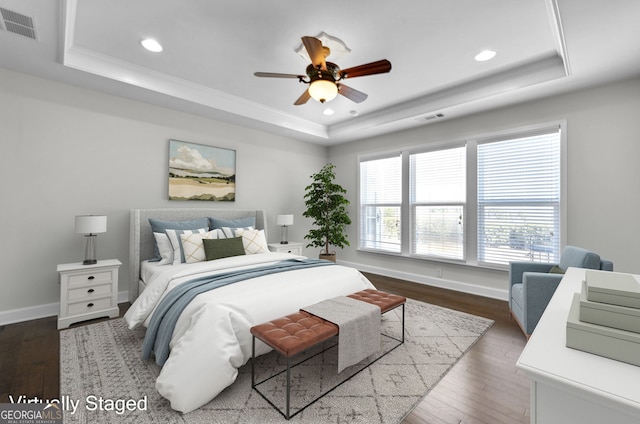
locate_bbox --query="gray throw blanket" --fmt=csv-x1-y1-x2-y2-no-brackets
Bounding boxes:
302,296,381,372
142,258,334,366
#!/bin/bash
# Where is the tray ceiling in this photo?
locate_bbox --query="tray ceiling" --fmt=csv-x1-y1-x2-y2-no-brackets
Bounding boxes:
1,0,639,144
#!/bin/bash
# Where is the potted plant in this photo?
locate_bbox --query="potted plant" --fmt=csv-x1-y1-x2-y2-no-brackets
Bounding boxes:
303,163,351,262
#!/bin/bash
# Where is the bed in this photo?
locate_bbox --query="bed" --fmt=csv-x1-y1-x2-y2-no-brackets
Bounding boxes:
128,208,270,301
124,208,375,413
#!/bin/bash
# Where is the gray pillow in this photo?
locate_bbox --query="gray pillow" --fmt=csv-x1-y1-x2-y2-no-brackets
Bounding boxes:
209,216,255,230
148,218,209,260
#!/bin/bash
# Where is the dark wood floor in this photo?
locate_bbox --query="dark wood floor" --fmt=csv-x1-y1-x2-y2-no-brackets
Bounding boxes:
0,274,530,423
366,273,530,424
0,304,129,404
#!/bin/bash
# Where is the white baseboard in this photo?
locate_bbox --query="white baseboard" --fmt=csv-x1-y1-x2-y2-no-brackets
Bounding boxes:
338,259,508,301
0,291,130,326
0,301,59,326
0,268,507,326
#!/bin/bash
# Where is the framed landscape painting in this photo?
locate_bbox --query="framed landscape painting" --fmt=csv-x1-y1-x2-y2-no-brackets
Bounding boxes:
168,140,236,201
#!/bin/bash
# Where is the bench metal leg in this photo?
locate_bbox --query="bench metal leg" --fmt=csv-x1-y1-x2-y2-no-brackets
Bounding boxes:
286,357,291,419
380,303,405,345
251,336,256,388
402,303,405,343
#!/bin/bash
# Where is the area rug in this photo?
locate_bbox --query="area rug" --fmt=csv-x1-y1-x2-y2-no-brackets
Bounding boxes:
60,298,493,423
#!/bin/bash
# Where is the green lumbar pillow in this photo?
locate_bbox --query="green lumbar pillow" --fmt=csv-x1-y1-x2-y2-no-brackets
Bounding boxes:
203,237,246,261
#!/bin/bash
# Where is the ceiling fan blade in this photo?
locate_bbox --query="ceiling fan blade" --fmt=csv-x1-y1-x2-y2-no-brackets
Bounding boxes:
338,84,368,103
301,36,326,70
340,59,392,79
254,72,303,79
294,89,311,105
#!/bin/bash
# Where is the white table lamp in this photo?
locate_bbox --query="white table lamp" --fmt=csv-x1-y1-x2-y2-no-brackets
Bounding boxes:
75,215,107,265
276,214,294,244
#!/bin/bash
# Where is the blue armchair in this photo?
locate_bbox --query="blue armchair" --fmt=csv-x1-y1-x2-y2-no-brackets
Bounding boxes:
509,246,613,336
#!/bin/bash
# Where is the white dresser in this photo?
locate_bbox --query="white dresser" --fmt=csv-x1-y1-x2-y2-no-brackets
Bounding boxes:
57,259,121,329
268,241,303,255
516,267,640,423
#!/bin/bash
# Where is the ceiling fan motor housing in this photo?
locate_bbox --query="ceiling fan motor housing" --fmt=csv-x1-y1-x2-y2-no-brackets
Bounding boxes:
306,62,340,82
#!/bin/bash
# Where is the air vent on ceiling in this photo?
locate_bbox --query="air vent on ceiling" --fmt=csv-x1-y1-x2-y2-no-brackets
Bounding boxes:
417,113,445,122
0,7,37,40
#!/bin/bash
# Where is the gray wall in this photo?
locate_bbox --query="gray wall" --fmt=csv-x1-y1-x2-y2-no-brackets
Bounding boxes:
329,76,640,298
0,68,327,317
2,66,639,319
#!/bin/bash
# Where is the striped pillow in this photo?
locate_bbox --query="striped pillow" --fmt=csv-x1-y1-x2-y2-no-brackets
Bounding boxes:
165,228,208,265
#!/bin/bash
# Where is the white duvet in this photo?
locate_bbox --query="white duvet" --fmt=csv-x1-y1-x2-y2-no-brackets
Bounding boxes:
124,252,375,413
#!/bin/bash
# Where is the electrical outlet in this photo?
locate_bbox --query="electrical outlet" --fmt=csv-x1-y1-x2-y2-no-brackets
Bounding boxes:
436,268,443,278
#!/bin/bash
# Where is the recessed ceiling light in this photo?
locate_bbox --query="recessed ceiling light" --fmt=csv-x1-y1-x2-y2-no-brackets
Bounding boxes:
140,38,163,53
474,49,497,62
323,108,335,115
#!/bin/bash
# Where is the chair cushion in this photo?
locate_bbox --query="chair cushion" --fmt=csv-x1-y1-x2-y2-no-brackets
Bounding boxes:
510,283,526,331
511,283,524,311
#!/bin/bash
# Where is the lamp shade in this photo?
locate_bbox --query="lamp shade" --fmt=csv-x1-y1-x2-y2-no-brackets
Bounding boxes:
276,214,294,226
75,215,107,234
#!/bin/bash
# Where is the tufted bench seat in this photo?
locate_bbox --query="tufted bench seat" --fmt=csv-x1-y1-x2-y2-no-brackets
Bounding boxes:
250,289,406,419
348,288,406,317
250,289,405,358
250,310,339,358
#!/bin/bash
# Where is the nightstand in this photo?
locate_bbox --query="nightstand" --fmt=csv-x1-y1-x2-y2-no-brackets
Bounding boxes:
57,259,121,329
268,242,303,255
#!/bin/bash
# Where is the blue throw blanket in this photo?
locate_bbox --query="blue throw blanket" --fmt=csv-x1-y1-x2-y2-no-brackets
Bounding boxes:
142,258,334,366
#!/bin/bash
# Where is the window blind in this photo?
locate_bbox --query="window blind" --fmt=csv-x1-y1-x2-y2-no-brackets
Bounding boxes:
359,155,402,253
477,130,561,266
410,146,466,260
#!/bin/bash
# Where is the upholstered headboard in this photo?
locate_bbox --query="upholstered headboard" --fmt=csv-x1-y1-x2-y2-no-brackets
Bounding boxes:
129,208,267,301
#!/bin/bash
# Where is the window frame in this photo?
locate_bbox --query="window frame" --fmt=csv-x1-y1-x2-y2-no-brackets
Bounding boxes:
475,128,564,267
357,152,404,255
356,121,567,270
409,143,467,262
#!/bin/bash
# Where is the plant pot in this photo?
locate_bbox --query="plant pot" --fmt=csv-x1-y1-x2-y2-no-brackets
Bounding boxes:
319,253,336,262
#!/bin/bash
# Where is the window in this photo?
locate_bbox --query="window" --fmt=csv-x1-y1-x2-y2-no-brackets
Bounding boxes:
359,155,402,253
477,130,561,266
357,123,564,268
410,146,466,260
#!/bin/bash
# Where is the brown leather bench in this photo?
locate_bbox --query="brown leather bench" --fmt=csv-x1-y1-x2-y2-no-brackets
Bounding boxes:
250,289,406,419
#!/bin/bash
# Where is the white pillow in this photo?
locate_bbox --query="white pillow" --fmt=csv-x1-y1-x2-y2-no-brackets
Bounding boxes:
236,228,269,254
180,230,219,263
166,228,208,265
153,232,174,265
219,226,254,239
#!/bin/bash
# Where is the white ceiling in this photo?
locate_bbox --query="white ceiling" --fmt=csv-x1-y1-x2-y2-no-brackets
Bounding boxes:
1,0,639,145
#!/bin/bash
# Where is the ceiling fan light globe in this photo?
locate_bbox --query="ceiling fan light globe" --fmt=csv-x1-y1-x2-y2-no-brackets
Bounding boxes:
309,80,338,103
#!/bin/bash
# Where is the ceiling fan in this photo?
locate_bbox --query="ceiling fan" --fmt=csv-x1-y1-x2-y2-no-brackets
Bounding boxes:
254,36,392,105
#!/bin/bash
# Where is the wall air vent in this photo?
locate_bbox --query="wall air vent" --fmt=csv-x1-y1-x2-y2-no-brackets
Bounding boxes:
0,7,37,40
417,113,445,122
